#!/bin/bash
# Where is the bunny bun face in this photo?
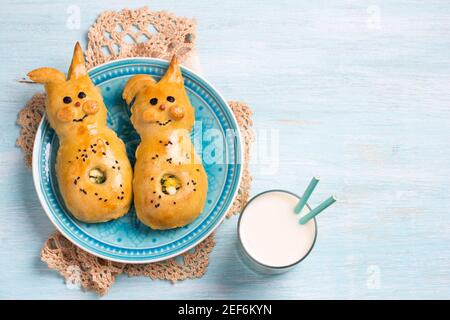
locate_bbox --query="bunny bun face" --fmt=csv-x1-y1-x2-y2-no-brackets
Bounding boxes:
123,57,195,137
28,42,107,138
132,80,194,132
44,77,107,136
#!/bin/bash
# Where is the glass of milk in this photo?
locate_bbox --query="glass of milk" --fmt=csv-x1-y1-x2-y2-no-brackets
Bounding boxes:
237,190,317,274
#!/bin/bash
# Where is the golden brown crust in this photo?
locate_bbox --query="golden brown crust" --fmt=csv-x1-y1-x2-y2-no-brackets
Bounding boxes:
123,56,208,229
29,42,133,223
56,131,132,222
133,132,208,229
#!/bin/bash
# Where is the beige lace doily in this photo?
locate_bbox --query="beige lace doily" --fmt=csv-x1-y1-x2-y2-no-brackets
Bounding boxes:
16,7,254,295
85,7,196,69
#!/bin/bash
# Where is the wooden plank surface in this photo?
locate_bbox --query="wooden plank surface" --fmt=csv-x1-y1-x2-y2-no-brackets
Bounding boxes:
0,0,449,299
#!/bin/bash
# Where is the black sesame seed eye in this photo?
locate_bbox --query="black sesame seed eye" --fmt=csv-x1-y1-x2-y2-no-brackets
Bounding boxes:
167,96,175,103
150,98,158,105
63,96,72,104
78,92,86,99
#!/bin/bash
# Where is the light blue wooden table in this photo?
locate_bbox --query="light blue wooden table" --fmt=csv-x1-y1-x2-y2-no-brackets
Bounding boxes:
1,0,449,299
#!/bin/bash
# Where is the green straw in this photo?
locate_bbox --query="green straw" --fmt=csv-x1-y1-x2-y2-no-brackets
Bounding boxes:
294,176,320,214
299,195,337,225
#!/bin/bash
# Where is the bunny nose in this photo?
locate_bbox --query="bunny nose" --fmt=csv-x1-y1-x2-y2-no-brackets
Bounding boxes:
75,101,81,107
159,104,166,110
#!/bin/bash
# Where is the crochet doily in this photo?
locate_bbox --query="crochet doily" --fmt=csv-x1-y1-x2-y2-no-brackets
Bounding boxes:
16,7,254,295
85,7,196,69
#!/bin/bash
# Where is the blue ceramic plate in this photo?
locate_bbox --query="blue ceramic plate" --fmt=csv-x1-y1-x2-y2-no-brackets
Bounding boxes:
32,58,242,263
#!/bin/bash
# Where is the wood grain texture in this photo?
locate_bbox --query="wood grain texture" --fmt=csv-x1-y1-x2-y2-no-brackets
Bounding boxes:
1,0,450,299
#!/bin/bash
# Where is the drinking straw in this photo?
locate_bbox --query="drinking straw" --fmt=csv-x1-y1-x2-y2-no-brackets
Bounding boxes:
294,176,320,214
299,195,337,225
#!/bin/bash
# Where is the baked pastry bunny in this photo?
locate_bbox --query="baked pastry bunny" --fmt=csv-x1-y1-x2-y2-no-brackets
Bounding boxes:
28,42,132,223
123,56,208,229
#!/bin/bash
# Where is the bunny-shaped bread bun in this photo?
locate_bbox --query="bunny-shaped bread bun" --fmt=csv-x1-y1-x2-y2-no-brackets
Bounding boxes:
28,43,132,223
123,57,208,230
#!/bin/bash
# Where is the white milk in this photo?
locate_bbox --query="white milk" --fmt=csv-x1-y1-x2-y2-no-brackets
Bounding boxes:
239,191,317,268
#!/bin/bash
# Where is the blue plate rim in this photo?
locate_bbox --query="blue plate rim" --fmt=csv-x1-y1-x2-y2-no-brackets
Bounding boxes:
32,57,243,263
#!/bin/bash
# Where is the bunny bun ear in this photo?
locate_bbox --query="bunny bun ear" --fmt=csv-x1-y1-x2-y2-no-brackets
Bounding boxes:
28,42,85,84
67,42,87,80
122,75,156,105
159,55,183,86
28,67,66,84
